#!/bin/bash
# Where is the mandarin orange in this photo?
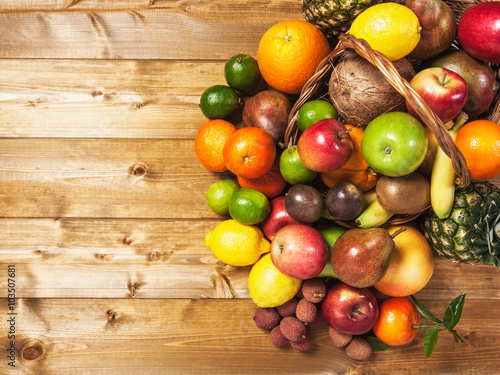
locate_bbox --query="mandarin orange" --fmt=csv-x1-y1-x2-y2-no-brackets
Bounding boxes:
237,156,287,199
194,119,237,172
257,20,331,95
455,119,500,180
223,127,276,179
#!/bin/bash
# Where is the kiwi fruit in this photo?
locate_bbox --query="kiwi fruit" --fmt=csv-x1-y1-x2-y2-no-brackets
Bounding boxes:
375,172,431,214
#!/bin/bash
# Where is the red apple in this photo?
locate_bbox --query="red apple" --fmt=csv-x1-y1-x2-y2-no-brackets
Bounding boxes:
321,281,379,335
270,224,328,280
458,2,500,64
262,196,301,240
297,118,353,172
407,67,468,124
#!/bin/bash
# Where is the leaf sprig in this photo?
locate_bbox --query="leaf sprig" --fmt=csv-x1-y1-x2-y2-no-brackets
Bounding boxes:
410,293,466,358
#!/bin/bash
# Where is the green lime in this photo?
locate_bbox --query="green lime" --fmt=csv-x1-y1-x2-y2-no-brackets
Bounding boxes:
206,179,240,215
200,85,241,120
316,225,346,278
224,54,261,92
229,188,270,225
279,145,317,185
297,100,338,132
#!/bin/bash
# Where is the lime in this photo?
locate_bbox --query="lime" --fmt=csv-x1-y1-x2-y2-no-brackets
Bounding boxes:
316,225,346,278
206,179,240,215
200,85,241,120
205,219,270,266
297,100,338,132
279,145,317,185
349,3,421,61
249,253,302,308
224,54,261,92
228,188,270,225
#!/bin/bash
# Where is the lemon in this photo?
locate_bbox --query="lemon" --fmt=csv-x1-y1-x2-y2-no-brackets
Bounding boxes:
205,219,270,266
349,3,421,61
248,253,302,308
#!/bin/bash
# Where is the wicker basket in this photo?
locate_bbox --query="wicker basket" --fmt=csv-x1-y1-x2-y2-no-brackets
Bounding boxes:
284,0,499,228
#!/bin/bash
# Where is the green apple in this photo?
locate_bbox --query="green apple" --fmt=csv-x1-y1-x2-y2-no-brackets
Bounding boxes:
361,112,428,177
316,225,346,278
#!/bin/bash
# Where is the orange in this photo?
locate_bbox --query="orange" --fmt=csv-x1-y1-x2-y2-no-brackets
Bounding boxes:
237,156,287,199
455,119,500,180
319,125,379,191
374,226,434,297
373,297,420,347
195,119,237,172
257,20,331,95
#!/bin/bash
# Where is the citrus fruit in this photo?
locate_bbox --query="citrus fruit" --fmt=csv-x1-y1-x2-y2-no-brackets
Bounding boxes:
206,179,240,215
297,99,338,132
237,156,287,199
257,19,331,95
228,188,270,225
280,145,317,185
199,85,241,120
223,127,276,179
319,124,379,191
349,3,421,61
374,226,434,297
224,54,261,92
194,119,237,172
373,297,420,346
454,119,500,180
248,253,303,308
205,219,270,267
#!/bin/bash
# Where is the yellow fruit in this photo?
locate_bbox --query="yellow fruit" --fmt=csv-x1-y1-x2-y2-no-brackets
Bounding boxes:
205,219,270,267
374,225,434,297
248,253,302,308
349,3,421,61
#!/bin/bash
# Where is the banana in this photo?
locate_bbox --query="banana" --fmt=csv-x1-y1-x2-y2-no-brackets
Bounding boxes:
355,199,394,228
430,113,468,219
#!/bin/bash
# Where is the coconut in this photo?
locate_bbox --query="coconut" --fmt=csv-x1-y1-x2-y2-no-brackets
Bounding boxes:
328,50,416,128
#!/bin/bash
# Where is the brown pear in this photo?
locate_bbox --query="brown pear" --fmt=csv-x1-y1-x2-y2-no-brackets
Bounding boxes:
331,228,404,288
406,0,457,60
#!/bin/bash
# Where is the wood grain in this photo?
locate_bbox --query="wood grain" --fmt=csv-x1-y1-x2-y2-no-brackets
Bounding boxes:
0,59,224,138
0,1,303,60
0,298,498,375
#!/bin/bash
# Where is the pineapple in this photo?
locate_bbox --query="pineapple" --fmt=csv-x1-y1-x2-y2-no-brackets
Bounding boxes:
302,0,383,37
422,180,500,267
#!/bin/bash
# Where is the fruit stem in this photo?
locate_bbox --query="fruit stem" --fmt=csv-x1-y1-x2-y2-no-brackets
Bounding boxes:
449,112,469,137
352,308,366,319
389,226,406,240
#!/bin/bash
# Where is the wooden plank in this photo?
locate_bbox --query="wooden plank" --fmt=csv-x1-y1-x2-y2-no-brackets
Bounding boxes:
0,59,224,139
0,138,232,219
0,218,499,300
0,298,498,374
0,1,303,60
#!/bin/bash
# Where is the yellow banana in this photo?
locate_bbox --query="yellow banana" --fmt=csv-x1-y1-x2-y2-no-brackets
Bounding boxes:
430,114,468,219
355,199,394,229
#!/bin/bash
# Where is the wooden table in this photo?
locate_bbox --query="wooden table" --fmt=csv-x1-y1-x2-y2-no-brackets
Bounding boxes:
0,1,499,374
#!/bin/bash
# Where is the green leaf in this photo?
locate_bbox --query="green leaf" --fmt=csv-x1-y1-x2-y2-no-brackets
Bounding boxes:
410,295,442,324
423,327,439,358
364,336,391,351
443,293,466,330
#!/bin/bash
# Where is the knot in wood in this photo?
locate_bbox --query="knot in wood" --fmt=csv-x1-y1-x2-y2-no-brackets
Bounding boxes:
20,339,46,362
132,163,147,176
107,310,116,321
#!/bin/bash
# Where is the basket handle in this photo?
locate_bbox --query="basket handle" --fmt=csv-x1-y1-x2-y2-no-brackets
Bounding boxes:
286,33,472,187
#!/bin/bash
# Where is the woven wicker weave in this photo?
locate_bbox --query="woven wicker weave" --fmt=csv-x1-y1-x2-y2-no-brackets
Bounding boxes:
285,0,500,228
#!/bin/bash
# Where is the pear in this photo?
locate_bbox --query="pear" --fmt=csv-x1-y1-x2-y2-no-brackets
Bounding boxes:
406,0,457,60
331,228,406,288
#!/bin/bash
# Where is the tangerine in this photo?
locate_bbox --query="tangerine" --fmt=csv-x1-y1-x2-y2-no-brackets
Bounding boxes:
195,119,237,172
223,127,276,179
237,156,287,199
373,297,420,346
319,125,379,191
257,20,331,95
455,119,500,180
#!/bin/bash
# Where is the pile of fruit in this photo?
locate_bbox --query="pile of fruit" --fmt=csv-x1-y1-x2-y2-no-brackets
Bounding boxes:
195,0,500,360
